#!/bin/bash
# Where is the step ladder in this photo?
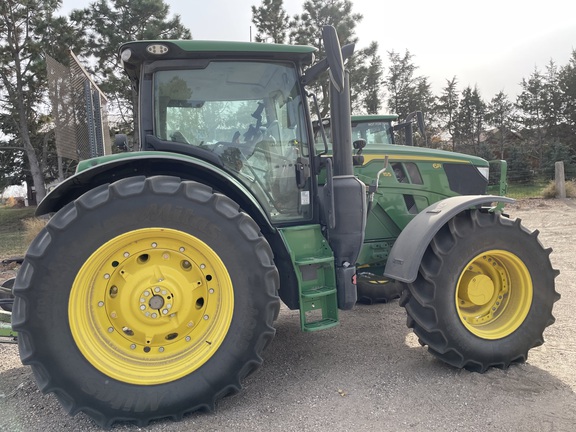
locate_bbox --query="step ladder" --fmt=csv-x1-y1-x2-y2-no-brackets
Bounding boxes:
279,225,339,332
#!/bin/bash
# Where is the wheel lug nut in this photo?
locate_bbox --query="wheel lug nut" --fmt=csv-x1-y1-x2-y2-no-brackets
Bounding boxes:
140,305,146,311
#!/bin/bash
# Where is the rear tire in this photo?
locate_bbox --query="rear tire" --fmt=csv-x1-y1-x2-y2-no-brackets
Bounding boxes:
356,272,404,304
400,210,560,372
12,176,280,427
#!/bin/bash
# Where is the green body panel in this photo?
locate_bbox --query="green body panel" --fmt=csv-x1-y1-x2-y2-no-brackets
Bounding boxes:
353,135,489,272
278,225,339,331
39,152,272,230
123,39,316,57
75,151,197,173
0,311,16,340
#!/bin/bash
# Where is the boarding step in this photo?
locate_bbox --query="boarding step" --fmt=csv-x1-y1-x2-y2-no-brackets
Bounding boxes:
279,225,339,332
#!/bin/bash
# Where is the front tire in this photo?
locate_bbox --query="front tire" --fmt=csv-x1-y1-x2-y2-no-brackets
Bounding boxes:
400,210,560,372
12,176,280,427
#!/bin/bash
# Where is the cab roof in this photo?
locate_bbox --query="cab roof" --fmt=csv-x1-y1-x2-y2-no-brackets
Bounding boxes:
119,40,317,81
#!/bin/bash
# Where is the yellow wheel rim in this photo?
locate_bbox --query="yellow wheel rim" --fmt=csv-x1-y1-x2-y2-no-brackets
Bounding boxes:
69,228,234,385
455,250,532,340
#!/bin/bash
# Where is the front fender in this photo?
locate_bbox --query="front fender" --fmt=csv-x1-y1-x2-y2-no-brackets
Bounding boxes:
37,152,273,231
383,195,514,283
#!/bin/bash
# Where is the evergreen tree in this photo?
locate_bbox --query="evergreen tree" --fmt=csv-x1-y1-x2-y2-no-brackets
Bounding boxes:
541,61,565,143
516,68,546,166
251,0,289,43
486,91,515,159
349,42,383,114
437,77,459,151
454,86,485,155
289,0,363,117
559,51,576,151
69,0,191,144
385,50,417,119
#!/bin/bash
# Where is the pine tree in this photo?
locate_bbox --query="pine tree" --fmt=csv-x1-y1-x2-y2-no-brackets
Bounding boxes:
251,0,289,43
486,91,515,159
69,0,191,143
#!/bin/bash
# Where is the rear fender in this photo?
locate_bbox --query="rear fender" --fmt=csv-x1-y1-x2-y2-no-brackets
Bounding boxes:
383,195,514,283
37,153,273,232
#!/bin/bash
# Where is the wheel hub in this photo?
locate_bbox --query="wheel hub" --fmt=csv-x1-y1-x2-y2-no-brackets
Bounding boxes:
456,250,533,339
69,228,234,385
460,272,494,306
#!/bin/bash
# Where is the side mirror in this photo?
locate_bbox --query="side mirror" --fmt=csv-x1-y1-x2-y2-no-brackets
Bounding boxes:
353,139,366,152
322,26,344,93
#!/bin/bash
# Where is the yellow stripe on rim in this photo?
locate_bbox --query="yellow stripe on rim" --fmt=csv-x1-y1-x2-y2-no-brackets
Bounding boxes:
69,228,234,385
455,250,532,340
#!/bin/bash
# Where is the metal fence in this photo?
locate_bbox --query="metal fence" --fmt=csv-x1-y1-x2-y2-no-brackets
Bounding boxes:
46,52,111,163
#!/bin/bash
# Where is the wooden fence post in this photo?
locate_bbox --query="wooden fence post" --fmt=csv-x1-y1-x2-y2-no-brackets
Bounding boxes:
555,161,566,199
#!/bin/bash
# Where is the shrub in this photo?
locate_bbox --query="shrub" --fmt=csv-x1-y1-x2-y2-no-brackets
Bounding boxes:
541,180,576,198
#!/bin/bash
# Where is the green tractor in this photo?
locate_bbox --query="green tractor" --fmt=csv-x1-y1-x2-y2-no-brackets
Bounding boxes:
10,26,559,427
313,113,504,304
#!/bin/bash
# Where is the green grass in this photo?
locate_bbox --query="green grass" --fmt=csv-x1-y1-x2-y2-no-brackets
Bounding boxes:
0,206,37,259
505,181,549,199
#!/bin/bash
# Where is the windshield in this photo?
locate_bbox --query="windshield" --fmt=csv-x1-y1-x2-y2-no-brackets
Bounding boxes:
154,61,311,221
314,119,394,148
351,120,394,146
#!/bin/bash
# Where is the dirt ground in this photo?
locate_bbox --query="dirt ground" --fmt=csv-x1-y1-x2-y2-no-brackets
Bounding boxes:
1,198,575,432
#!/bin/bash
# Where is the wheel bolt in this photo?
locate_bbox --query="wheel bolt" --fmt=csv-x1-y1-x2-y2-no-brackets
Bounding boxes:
98,301,104,307
159,347,164,353
130,344,136,350
162,309,168,315
203,315,209,320
140,305,146,311
151,242,157,248
185,336,191,342
108,327,114,333
151,313,158,318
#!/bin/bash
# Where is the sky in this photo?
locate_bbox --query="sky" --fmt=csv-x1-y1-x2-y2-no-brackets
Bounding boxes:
59,0,576,101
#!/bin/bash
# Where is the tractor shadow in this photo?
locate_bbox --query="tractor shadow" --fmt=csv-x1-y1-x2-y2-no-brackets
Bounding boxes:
1,302,575,431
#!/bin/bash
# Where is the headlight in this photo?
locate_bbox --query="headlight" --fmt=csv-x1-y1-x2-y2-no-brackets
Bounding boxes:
477,167,489,180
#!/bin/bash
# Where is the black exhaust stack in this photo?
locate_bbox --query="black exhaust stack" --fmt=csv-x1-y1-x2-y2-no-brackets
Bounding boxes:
321,26,366,310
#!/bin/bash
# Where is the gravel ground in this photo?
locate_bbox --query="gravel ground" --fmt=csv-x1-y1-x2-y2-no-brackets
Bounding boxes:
1,198,575,432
